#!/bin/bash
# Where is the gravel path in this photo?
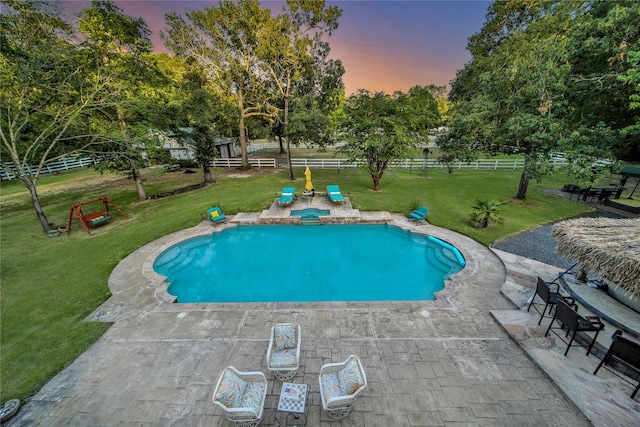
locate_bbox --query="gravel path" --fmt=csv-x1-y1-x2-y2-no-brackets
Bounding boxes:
492,211,626,268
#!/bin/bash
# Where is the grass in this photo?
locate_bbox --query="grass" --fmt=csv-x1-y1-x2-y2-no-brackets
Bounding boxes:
611,197,640,207
0,165,593,403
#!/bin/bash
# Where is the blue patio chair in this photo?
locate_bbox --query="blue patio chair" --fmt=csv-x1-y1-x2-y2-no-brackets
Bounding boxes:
409,206,429,221
277,187,295,206
207,207,226,224
327,185,345,204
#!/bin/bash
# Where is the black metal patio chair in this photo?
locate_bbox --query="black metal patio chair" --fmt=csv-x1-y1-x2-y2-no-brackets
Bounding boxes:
545,300,605,356
593,330,640,399
597,189,613,204
527,277,577,325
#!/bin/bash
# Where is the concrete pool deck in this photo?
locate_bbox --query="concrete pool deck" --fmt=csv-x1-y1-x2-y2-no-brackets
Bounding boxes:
6,203,640,426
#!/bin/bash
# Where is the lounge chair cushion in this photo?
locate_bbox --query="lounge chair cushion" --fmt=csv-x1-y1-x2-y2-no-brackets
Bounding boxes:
274,324,297,351
214,369,246,408
409,206,428,220
210,210,219,219
269,348,298,368
320,372,343,402
338,359,365,395
320,360,365,402
240,381,266,414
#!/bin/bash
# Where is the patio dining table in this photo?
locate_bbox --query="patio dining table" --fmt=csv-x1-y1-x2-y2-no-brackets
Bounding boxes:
592,185,626,200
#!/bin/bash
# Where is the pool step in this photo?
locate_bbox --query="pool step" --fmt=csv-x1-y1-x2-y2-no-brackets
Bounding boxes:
300,217,321,225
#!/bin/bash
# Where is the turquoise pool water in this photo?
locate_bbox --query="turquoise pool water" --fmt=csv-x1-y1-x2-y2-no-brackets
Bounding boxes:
153,224,465,303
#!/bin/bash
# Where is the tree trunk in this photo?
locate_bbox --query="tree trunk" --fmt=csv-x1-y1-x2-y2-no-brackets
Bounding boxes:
132,166,147,201
284,97,294,181
286,138,294,181
514,157,532,200
278,134,285,154
372,175,380,191
25,179,50,234
203,164,214,184
117,105,147,200
237,93,250,170
514,170,530,200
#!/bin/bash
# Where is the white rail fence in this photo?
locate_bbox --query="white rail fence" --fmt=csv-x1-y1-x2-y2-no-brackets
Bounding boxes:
211,158,277,168
1,157,98,181
287,158,570,170
1,155,571,181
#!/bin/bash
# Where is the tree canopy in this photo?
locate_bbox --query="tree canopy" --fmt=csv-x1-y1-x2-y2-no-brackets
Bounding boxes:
0,0,186,231
162,0,343,173
445,0,639,199
77,0,158,202
0,0,134,231
0,0,345,234
151,53,237,183
340,88,439,190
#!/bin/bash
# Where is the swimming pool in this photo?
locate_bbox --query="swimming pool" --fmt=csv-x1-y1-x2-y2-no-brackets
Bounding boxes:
153,224,465,303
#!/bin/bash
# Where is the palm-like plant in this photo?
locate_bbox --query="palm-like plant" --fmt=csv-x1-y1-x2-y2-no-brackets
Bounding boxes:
470,199,506,228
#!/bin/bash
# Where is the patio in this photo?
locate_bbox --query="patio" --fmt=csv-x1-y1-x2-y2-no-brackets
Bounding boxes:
5,211,639,426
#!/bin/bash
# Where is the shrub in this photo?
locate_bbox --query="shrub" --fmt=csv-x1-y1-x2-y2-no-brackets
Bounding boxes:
470,199,506,228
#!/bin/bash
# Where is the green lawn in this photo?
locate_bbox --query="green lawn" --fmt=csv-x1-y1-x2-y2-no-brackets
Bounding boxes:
0,165,593,403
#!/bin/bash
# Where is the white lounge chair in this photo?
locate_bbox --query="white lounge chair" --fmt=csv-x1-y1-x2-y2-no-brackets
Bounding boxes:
266,323,301,381
212,366,267,427
319,355,367,419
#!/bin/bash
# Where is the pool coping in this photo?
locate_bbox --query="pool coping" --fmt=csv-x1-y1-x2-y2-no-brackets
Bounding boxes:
90,211,494,322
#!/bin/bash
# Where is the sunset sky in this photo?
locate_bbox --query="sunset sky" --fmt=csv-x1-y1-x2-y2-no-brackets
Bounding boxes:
61,0,492,95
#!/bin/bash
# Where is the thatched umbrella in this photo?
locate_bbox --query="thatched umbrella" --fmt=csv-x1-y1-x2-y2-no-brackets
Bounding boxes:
552,217,640,298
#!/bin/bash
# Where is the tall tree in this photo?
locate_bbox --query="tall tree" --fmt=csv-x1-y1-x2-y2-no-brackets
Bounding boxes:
152,53,237,184
340,90,415,191
0,0,113,233
78,0,155,201
278,37,345,154
162,0,279,170
259,0,341,180
395,85,443,144
565,0,640,161
448,0,639,199
449,1,588,199
619,51,640,140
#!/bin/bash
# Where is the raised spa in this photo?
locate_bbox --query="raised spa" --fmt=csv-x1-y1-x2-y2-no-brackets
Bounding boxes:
290,208,330,219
